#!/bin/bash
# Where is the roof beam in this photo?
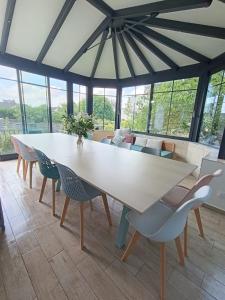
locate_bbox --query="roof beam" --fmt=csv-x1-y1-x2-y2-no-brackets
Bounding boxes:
117,31,135,77
133,25,210,63
123,31,154,74
36,0,76,63
90,29,108,78
129,29,178,69
86,0,114,17
112,30,119,80
64,16,111,72
0,0,16,53
127,17,225,40
114,0,212,18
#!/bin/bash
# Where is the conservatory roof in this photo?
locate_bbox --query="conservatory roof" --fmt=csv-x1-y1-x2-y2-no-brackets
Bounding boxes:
0,0,225,84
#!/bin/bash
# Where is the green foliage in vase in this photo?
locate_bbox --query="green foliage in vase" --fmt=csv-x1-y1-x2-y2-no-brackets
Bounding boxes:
63,113,94,137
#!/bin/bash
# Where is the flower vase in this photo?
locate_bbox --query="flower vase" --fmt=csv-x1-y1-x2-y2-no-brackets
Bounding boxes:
77,135,83,146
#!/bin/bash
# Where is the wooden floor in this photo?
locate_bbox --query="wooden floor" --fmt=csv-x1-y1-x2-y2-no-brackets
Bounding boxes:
1,161,225,300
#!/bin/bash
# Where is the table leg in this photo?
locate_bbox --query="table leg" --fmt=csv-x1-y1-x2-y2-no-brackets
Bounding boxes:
116,205,130,248
0,199,5,231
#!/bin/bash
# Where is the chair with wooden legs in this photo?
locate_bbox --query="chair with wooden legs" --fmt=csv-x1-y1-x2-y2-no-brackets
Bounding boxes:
33,149,61,216
17,140,37,188
11,137,22,173
121,186,212,300
55,161,112,250
161,169,222,256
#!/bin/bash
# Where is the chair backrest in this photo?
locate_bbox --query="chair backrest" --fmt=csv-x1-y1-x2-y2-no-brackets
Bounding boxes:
141,147,161,156
17,140,37,161
100,138,111,144
33,148,57,177
181,169,223,205
11,137,20,154
151,185,212,242
118,142,131,150
54,161,90,201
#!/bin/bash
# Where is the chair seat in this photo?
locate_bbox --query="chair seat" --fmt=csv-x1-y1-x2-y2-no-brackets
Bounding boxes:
126,201,173,239
161,186,190,208
43,165,60,180
78,180,101,200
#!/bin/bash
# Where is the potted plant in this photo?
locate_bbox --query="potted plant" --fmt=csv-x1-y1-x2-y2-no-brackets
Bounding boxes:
63,113,94,145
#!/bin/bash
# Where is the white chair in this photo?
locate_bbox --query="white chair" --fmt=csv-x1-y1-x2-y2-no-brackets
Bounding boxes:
121,186,212,300
161,169,222,256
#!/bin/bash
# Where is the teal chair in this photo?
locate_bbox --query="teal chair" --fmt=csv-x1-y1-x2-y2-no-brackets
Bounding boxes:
130,145,143,152
100,138,111,144
141,147,161,156
34,149,61,216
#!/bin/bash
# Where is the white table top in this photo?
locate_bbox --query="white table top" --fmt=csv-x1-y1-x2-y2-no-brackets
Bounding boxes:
13,133,196,213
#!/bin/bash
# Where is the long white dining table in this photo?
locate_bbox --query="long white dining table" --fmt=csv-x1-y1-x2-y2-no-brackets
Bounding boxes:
12,133,196,248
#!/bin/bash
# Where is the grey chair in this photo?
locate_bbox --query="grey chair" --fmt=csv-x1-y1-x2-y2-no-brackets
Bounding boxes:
33,149,61,216
55,161,112,250
141,147,161,156
17,140,37,188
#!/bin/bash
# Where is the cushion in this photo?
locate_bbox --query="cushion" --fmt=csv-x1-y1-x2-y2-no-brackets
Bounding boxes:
146,139,162,150
135,137,147,147
114,128,131,137
124,133,135,144
112,135,123,146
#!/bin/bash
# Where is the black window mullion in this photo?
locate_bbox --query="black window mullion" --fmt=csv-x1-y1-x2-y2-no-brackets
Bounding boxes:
47,77,53,133
16,69,27,133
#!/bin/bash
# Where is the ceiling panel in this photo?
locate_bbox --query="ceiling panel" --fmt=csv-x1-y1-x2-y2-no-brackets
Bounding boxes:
70,36,100,76
43,0,104,69
152,28,225,59
7,0,64,60
95,39,115,79
161,0,225,28
104,0,161,10
146,37,198,66
117,37,131,78
135,40,169,72
0,0,7,42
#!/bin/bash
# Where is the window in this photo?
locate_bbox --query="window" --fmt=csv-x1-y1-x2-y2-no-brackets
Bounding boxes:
73,84,87,114
93,88,116,130
121,85,150,132
50,78,67,132
0,66,23,155
150,78,198,137
20,71,50,133
199,71,225,147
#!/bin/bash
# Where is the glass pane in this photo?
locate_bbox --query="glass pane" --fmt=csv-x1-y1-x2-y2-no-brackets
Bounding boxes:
122,86,135,96
173,77,199,91
133,94,149,132
73,84,87,114
200,73,225,147
149,92,171,135
105,88,116,97
93,87,104,95
73,83,80,93
0,65,17,80
51,87,67,132
104,95,116,130
50,78,67,90
121,95,135,130
135,85,150,95
80,85,87,94
0,78,23,154
21,71,46,86
154,81,173,93
210,71,224,86
93,95,104,129
22,83,49,133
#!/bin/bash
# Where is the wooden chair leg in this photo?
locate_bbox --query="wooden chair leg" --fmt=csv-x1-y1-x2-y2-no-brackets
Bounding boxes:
17,155,22,173
80,202,84,250
102,193,112,226
121,230,140,261
22,159,26,180
175,236,185,266
24,161,28,181
29,162,33,189
160,243,166,300
90,200,93,211
60,196,70,226
39,177,47,202
52,179,56,216
194,208,204,238
184,220,188,257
